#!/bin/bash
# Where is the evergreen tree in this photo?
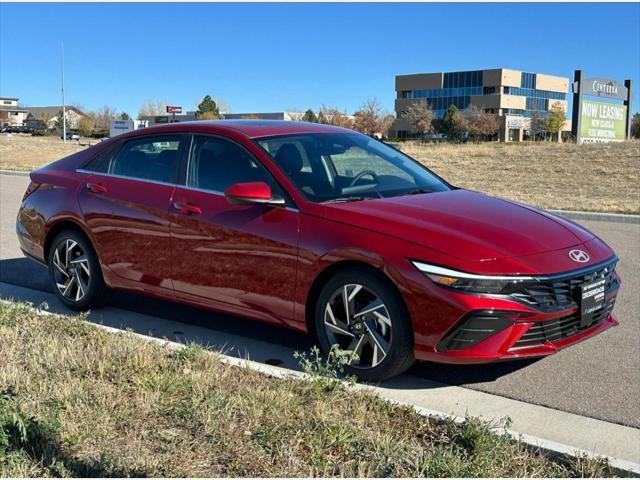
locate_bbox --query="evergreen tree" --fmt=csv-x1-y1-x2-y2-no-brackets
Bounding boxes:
302,109,318,123
441,105,468,141
197,95,220,119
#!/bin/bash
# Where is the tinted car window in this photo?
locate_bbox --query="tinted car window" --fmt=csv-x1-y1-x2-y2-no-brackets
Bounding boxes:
83,142,120,173
188,136,271,192
110,135,181,182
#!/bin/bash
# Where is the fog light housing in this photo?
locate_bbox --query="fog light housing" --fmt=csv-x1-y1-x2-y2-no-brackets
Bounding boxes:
437,311,514,351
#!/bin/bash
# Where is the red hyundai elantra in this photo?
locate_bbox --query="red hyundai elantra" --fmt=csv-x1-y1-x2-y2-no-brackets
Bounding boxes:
16,121,620,380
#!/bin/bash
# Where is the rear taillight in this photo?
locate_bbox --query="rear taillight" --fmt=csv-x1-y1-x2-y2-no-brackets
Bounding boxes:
22,181,41,201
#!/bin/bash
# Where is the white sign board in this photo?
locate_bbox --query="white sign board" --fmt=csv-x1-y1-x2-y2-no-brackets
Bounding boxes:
109,119,148,137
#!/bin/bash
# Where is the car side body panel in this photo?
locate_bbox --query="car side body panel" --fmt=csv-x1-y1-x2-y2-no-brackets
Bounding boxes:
77,173,176,289
169,185,300,322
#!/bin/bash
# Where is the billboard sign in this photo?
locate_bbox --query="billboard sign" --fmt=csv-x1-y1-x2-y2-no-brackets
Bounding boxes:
580,77,628,101
579,100,627,143
572,70,632,144
166,105,182,114
109,119,148,138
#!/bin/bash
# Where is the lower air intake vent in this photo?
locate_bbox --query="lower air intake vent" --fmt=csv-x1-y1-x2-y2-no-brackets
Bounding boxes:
437,311,512,352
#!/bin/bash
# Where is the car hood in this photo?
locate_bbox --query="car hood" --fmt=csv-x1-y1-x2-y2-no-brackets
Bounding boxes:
322,189,594,262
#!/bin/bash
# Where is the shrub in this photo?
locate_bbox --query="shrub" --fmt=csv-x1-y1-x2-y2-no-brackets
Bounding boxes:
89,129,109,138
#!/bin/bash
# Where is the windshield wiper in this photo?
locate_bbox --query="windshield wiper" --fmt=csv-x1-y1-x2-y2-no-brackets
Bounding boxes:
322,196,368,203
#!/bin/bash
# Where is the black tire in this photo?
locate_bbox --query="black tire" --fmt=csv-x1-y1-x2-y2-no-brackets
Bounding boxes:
47,229,110,311
313,266,415,382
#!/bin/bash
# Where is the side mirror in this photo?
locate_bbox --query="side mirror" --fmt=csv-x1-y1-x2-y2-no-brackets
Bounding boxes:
224,181,285,206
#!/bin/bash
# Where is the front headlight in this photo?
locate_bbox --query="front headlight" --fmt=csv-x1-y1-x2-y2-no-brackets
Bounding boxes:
411,261,535,294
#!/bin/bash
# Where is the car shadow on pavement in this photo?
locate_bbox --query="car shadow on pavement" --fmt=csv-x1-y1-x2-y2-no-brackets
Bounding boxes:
405,357,542,386
0,256,537,388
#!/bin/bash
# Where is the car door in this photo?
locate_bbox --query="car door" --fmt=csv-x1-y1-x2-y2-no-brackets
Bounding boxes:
78,133,186,289
169,134,300,322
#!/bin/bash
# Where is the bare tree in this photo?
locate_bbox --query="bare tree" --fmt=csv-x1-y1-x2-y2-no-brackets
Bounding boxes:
94,105,119,130
216,98,231,114
40,111,53,129
529,104,543,141
286,111,305,121
465,105,499,142
380,114,396,138
138,99,167,119
353,98,389,136
77,116,95,137
318,105,353,129
403,100,434,140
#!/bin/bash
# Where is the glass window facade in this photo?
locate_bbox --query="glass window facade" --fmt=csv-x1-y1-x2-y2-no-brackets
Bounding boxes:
401,70,484,117
399,70,566,120
521,72,536,89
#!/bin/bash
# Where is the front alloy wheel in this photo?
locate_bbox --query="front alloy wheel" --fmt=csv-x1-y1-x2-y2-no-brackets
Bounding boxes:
324,283,392,369
315,267,415,381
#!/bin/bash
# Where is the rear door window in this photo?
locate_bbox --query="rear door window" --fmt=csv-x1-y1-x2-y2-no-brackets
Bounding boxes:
110,135,182,183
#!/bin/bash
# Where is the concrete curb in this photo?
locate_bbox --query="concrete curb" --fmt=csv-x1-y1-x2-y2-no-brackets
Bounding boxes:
549,209,640,225
0,169,30,177
1,298,638,476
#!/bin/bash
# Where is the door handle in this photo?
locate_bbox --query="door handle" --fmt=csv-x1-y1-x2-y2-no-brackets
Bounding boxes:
173,201,202,215
86,182,107,194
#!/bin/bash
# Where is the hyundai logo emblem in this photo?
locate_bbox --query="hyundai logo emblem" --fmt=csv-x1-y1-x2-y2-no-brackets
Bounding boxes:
569,249,590,263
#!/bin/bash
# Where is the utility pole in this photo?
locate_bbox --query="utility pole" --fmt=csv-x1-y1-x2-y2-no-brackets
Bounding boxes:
61,41,66,143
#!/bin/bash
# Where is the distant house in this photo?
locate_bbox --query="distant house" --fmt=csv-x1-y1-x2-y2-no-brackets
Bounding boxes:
0,97,29,126
24,106,87,130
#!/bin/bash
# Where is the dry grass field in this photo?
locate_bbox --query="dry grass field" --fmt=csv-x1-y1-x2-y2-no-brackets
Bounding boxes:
1,133,638,213
0,134,93,171
0,301,614,477
401,141,640,214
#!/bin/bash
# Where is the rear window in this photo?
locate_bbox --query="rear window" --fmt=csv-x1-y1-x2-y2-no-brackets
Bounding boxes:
83,143,119,173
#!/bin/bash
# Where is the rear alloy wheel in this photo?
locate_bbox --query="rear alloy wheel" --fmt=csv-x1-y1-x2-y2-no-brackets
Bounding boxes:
48,230,109,310
315,268,414,381
52,239,91,302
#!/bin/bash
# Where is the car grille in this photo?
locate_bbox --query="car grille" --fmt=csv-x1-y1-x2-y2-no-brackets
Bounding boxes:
513,297,616,349
509,260,618,311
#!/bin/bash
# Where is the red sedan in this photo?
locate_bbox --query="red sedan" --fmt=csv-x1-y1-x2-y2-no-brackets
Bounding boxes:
16,121,620,380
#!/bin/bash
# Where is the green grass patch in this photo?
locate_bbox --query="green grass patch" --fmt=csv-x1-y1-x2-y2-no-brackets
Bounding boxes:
0,301,622,477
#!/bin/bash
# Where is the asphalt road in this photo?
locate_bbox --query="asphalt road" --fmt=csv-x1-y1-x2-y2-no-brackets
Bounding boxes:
1,172,639,428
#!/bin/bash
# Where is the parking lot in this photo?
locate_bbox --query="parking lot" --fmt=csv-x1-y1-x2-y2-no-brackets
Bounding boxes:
1,171,639,429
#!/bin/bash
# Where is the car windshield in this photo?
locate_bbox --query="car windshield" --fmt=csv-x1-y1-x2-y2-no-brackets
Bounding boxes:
255,132,451,202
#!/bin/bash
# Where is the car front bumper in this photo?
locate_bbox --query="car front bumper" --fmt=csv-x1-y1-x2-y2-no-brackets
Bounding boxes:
407,260,620,364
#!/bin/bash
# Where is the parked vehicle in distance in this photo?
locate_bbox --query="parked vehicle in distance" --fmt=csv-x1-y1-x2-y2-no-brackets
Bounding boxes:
16,121,621,380
61,130,80,141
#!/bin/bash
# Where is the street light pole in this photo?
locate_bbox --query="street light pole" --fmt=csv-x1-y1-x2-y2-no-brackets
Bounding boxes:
61,41,66,143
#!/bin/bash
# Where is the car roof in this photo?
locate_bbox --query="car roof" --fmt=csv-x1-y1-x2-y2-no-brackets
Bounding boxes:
138,120,351,139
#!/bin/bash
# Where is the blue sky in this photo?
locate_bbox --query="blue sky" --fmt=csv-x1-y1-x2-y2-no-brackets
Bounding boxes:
1,2,639,116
